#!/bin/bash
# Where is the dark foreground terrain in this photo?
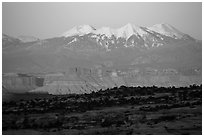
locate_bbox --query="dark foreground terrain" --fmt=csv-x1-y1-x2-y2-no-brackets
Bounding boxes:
2,85,202,135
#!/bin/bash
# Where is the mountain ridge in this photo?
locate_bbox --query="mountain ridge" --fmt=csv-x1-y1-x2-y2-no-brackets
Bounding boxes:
61,23,193,40
2,23,201,94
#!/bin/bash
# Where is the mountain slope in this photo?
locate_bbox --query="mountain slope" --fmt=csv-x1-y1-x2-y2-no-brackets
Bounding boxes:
2,23,202,94
17,35,40,43
2,34,22,48
147,23,185,39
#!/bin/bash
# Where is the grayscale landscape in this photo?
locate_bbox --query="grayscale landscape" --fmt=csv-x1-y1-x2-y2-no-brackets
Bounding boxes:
2,2,202,135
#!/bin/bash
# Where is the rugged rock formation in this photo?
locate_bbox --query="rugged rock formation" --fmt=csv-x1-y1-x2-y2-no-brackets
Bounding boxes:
3,66,201,94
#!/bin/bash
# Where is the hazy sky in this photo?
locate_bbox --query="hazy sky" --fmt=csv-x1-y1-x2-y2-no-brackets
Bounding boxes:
2,2,202,39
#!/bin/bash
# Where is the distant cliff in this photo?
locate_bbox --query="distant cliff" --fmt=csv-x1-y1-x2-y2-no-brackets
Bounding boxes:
3,66,201,95
3,73,44,93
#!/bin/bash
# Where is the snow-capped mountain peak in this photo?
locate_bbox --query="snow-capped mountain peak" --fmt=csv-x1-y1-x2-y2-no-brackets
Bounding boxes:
148,23,185,39
62,23,188,40
62,25,96,37
116,23,139,39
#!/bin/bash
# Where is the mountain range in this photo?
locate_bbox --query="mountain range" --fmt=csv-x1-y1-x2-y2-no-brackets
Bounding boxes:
2,23,202,94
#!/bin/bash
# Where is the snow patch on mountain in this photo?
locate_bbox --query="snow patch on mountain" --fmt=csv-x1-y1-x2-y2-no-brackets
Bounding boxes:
67,38,77,44
135,27,149,37
116,23,136,38
115,23,141,39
